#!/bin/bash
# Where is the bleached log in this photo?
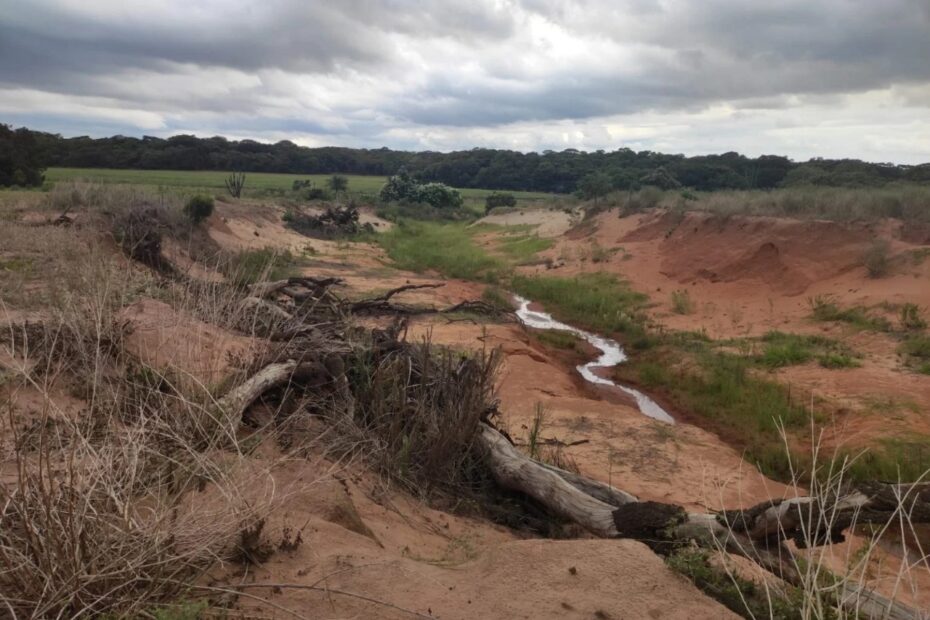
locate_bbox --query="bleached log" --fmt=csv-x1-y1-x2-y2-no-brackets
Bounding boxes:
476,423,927,620
214,360,297,435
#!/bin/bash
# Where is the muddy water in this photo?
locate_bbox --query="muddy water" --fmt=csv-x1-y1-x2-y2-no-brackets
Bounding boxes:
514,295,675,424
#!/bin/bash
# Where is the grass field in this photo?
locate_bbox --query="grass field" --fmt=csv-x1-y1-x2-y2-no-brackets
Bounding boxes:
44,168,558,201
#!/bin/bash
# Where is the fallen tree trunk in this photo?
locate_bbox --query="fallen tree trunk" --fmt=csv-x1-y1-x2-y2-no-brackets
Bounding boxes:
475,423,927,619
214,360,297,437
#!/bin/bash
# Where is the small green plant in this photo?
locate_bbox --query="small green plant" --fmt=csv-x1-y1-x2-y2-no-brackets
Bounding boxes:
223,247,296,287
899,335,930,361
863,239,891,278
818,352,860,369
666,546,803,619
485,192,516,214
481,286,514,312
534,329,582,351
808,295,891,331
183,194,214,224
900,303,927,331
670,289,695,315
511,273,649,337
527,404,546,459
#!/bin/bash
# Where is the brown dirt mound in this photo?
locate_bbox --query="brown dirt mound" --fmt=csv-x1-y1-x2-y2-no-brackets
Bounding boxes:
640,212,874,296
120,298,262,389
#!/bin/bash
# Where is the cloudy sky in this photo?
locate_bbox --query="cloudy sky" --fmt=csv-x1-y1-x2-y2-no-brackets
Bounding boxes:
2,0,929,162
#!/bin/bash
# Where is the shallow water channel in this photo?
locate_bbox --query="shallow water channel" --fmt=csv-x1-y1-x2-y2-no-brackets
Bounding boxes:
513,294,675,424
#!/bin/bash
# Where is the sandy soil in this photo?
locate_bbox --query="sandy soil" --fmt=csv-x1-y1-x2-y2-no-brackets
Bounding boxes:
478,207,577,238
520,208,930,450
5,197,928,617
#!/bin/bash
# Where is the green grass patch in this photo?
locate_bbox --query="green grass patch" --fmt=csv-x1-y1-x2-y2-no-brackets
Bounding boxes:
843,438,930,482
377,220,505,282
496,233,554,263
666,547,804,619
615,339,814,480
222,247,297,287
480,286,515,313
808,296,891,331
817,352,861,369
0,257,34,272
511,272,649,338
754,331,856,370
900,334,930,359
533,329,584,351
45,167,556,201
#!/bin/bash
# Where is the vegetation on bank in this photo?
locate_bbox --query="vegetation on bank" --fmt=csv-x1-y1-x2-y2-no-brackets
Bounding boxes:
378,220,505,282
610,184,930,223
17,125,930,194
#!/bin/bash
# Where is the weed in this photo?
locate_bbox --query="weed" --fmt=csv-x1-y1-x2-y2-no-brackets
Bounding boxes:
222,247,296,288
808,296,890,331
377,220,504,282
900,303,927,331
511,272,649,337
817,352,860,369
533,329,583,351
670,289,695,315
863,239,891,278
667,547,803,619
480,285,514,312
183,194,214,224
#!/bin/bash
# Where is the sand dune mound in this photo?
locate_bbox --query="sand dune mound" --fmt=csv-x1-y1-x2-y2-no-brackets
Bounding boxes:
622,211,875,296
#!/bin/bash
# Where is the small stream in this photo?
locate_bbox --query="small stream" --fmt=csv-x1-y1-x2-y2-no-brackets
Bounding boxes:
513,294,675,424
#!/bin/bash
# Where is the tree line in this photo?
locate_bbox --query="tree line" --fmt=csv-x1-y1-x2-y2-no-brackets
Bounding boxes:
4,125,929,192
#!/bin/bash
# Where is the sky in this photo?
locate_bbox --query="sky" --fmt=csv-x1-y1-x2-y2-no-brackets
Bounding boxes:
1,0,929,163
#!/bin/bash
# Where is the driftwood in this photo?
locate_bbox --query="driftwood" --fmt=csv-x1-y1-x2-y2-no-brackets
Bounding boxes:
215,271,926,618
475,423,928,620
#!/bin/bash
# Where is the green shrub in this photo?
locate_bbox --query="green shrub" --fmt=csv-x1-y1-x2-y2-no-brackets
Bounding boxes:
900,335,930,360
666,547,803,619
223,247,296,287
533,329,583,351
863,239,891,278
481,286,514,313
670,289,694,315
485,192,517,214
900,303,927,331
808,296,891,331
183,194,214,224
818,352,860,369
511,273,648,337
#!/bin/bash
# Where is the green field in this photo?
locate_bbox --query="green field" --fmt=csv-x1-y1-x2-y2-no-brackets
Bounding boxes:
45,167,558,201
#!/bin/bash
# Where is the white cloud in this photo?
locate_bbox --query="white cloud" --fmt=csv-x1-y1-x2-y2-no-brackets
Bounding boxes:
1,0,928,162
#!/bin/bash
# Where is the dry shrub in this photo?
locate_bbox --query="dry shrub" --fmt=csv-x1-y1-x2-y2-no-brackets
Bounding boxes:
863,239,891,278
300,327,501,497
110,202,174,270
0,245,282,617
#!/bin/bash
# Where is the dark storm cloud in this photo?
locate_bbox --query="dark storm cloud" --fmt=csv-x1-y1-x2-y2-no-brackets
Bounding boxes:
0,0,928,158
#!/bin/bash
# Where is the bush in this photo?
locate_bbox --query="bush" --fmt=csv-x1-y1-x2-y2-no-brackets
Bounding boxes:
0,124,46,187
863,239,891,278
818,352,860,369
900,303,927,331
485,192,517,214
111,203,170,268
183,194,214,224
222,247,296,287
900,335,930,360
379,169,463,210
670,289,694,314
412,182,464,209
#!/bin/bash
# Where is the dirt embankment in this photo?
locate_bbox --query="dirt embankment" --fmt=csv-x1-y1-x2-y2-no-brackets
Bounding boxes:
518,208,930,448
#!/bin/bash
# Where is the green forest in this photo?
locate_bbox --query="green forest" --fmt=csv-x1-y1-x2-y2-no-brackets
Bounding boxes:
3,124,930,193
